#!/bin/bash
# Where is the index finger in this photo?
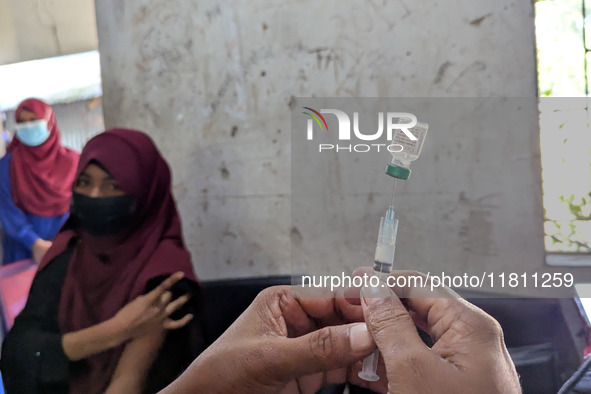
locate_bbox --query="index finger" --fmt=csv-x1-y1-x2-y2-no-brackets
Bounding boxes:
291,285,344,327
145,271,185,303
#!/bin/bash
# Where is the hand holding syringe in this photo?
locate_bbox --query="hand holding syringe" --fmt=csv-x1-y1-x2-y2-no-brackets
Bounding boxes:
358,117,429,382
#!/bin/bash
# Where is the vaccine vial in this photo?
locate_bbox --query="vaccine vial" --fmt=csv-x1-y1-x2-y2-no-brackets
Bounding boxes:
386,119,429,180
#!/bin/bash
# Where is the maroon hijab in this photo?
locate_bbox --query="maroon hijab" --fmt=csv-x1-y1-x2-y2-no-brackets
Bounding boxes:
10,98,79,216
39,128,198,393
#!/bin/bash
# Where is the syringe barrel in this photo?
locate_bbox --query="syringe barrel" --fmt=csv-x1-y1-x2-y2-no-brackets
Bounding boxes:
374,217,398,273
374,245,395,273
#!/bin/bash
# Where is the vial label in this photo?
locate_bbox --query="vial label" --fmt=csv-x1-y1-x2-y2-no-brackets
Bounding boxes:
392,122,428,157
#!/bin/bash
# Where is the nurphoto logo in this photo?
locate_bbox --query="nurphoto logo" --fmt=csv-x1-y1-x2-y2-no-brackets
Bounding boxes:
302,107,418,153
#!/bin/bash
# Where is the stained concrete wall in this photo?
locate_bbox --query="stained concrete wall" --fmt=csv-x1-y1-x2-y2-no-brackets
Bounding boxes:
95,1,549,289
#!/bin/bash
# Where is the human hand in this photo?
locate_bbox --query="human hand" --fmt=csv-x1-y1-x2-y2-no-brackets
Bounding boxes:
112,271,193,341
358,270,521,394
32,238,52,264
160,285,376,394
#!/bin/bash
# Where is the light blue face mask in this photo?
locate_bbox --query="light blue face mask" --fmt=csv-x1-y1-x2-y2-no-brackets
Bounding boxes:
15,120,50,147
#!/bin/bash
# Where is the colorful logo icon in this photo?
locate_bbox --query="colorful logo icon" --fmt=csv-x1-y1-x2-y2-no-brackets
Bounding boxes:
302,107,328,131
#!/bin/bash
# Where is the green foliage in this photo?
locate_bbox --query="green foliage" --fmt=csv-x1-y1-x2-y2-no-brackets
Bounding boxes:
537,0,591,253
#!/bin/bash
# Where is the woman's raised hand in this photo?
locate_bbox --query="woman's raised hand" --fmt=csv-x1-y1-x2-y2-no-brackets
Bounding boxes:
112,271,194,340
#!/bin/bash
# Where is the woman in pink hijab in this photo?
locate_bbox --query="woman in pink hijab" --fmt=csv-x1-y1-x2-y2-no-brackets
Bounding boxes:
0,98,79,264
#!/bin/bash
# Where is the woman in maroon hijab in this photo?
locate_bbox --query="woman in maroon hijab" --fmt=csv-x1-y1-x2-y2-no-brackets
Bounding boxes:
1,129,204,394
0,98,79,264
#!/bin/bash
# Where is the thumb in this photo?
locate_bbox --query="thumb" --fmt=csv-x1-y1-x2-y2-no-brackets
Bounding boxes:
276,322,375,380
361,285,425,359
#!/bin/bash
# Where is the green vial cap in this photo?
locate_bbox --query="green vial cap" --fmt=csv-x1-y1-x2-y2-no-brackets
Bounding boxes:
385,163,411,180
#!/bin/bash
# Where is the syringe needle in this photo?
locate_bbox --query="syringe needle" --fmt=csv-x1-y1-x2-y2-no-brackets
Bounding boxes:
390,179,397,206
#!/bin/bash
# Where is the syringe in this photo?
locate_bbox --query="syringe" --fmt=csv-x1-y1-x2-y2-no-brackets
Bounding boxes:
358,205,399,382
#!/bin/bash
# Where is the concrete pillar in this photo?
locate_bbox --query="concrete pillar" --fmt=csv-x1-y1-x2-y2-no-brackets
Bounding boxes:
95,0,542,285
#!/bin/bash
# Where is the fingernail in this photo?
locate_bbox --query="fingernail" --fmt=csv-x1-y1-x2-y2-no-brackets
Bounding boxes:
349,323,373,352
361,285,393,305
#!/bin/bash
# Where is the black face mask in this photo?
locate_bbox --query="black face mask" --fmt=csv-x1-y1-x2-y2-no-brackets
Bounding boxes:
71,192,136,236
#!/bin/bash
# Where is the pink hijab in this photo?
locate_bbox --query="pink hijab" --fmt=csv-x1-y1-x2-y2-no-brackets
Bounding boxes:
10,98,79,216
